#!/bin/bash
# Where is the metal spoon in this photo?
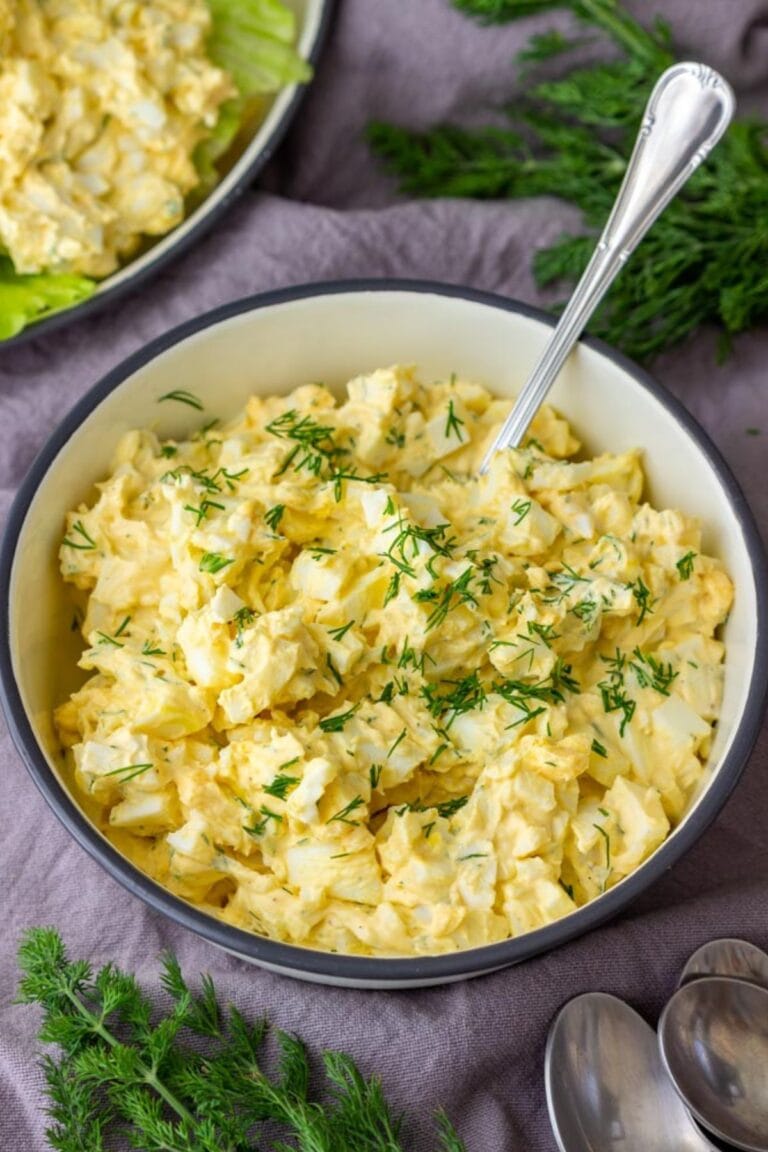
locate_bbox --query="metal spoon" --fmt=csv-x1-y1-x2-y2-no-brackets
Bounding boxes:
479,62,735,473
659,977,768,1152
680,939,768,989
546,992,719,1152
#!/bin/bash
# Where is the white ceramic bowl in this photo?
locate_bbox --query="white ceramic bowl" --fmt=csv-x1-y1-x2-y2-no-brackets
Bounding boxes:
2,282,766,988
2,0,332,349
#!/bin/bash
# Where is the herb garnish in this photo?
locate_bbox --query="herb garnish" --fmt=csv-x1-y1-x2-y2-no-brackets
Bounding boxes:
630,648,678,695
62,520,96,551
199,552,233,574
511,498,531,525
244,805,283,837
425,567,477,631
158,389,204,410
319,705,359,733
263,774,300,800
264,503,285,531
185,498,225,526
629,576,656,623
597,650,636,736
327,619,355,641
444,399,465,442
677,550,697,580
233,606,256,647
327,796,365,825
103,762,153,783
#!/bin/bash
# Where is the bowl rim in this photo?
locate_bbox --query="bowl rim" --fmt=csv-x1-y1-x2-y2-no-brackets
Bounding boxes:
2,278,767,983
0,0,335,353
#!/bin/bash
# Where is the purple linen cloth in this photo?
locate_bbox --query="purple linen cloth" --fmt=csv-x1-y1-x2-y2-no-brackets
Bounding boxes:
1,2,767,1148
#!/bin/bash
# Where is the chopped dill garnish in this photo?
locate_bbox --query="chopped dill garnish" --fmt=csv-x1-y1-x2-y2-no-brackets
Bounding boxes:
319,705,359,733
199,552,233,574
62,520,97,551
96,630,124,648
327,619,355,641
113,615,131,638
425,567,477,631
233,606,256,648
325,654,343,687
444,399,465,442
629,576,656,623
264,504,285,531
158,389,203,410
387,728,407,759
184,498,225,526
103,762,153,783
630,648,678,695
511,498,531,525
263,775,300,800
327,796,365,825
677,550,697,580
369,764,383,790
244,806,283,837
597,650,636,736
141,639,166,657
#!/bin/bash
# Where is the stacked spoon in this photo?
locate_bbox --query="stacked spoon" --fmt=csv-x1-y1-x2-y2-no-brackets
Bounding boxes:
546,939,768,1152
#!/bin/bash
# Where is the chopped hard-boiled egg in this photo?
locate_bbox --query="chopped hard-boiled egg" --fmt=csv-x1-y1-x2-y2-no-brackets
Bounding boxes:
56,365,733,958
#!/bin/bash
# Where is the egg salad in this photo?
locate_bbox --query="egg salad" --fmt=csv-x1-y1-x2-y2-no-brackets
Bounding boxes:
55,367,733,957
0,0,235,277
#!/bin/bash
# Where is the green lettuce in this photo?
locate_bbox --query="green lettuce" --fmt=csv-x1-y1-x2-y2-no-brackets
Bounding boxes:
195,0,313,189
0,257,95,341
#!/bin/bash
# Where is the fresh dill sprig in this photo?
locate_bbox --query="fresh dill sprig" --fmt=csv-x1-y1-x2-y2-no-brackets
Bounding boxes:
17,928,467,1152
368,0,768,361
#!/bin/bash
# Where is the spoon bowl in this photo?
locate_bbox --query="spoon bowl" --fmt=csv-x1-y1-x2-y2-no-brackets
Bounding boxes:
659,976,768,1152
546,992,718,1152
680,940,768,989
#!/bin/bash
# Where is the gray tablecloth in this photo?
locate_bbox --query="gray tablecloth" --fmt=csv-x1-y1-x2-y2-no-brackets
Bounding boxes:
1,2,767,1148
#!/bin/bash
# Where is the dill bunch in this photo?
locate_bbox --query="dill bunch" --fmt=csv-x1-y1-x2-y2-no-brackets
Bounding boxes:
17,927,466,1152
368,0,768,361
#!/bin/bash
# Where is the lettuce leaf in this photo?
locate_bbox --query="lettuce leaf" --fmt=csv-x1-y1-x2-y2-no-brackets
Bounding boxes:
195,0,312,188
0,257,95,341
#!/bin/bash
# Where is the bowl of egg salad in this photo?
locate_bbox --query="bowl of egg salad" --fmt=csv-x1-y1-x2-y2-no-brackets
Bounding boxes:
2,281,766,988
0,0,330,345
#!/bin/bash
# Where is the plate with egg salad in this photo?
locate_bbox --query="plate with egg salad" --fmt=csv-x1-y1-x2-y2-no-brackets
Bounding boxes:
55,364,733,959
0,0,317,342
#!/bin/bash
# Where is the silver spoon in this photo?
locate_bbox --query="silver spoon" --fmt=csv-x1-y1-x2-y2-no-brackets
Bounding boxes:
546,991,719,1152
659,976,768,1152
680,939,768,989
479,61,735,474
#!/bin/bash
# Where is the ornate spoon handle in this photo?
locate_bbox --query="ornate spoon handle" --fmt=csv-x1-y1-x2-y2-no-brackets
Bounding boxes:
479,62,735,474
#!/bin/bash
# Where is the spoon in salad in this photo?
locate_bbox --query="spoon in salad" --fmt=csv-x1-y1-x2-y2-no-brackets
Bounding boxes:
659,976,768,1152
546,992,720,1152
479,61,735,474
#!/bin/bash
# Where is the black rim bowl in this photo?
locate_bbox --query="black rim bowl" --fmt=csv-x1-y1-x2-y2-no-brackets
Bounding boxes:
0,1,335,353
2,280,767,984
